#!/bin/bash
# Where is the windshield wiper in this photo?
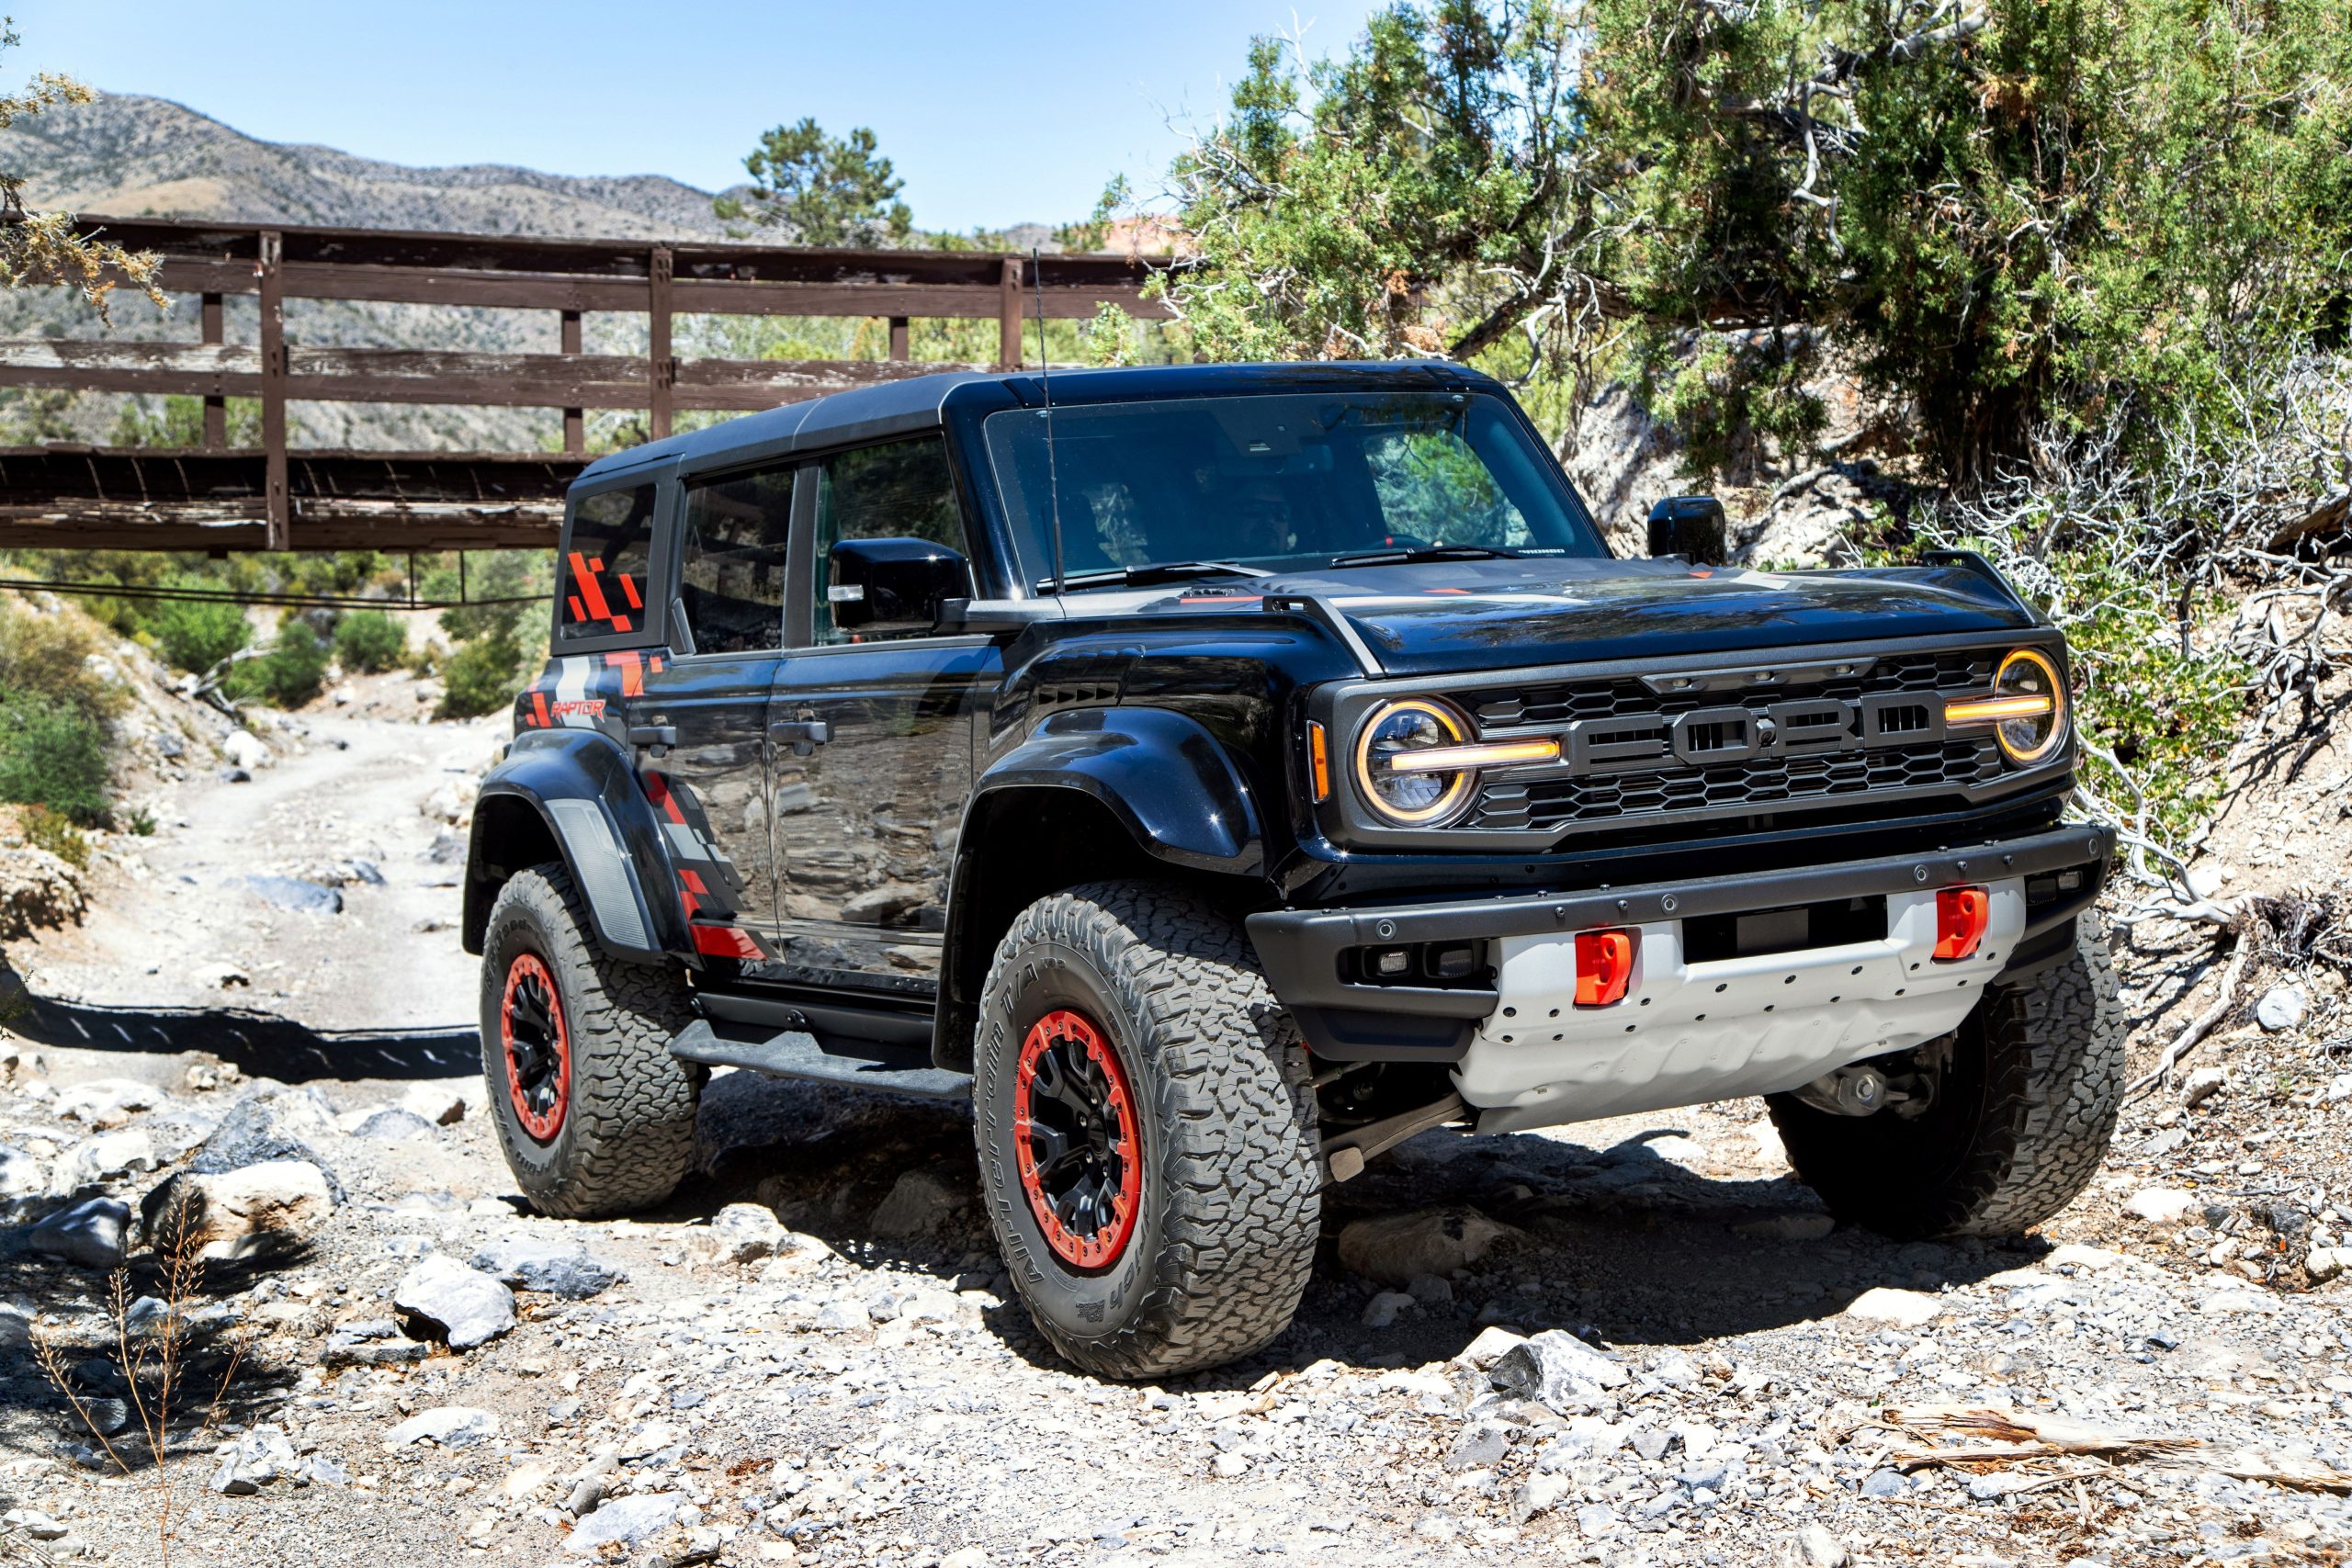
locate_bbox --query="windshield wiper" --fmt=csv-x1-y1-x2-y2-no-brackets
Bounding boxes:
1044,560,1272,592
1326,544,1523,569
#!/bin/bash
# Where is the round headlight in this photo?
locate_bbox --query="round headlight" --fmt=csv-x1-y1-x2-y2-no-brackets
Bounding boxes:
1354,698,1475,825
1989,648,2066,764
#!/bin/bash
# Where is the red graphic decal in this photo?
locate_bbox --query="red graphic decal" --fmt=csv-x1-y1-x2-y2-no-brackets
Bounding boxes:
529,691,551,728
567,594,586,622
617,572,643,610
644,773,687,825
548,698,605,719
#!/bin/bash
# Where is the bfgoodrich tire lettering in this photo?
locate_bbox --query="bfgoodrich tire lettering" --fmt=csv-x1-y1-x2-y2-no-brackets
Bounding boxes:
1768,914,2124,1238
974,881,1321,1381
480,863,703,1218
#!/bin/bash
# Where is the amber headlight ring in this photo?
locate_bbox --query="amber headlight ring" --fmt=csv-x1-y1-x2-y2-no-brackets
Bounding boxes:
1944,647,2069,766
1351,697,1566,829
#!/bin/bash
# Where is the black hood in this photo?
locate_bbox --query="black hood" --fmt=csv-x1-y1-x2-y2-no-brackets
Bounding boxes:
1152,557,2042,677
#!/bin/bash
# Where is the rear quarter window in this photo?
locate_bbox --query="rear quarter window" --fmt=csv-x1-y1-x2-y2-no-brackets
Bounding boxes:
560,484,657,644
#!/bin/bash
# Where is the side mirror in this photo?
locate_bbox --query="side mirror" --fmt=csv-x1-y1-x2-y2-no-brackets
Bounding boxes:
1646,495,1729,567
826,537,970,636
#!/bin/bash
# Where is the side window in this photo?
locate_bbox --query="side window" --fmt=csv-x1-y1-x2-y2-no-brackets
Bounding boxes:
560,483,656,643
679,465,794,655
810,435,968,644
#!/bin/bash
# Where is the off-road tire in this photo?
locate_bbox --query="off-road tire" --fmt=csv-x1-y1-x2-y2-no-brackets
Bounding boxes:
480,863,703,1217
973,881,1321,1381
1769,914,2123,1239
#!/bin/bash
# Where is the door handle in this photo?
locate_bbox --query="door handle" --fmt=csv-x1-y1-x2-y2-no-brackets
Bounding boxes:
627,725,678,751
769,719,831,756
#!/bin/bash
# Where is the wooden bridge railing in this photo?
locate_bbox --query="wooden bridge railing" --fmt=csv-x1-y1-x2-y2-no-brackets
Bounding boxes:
0,218,1170,552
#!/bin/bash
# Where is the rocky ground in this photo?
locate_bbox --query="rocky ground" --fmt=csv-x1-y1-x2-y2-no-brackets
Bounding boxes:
0,644,2349,1568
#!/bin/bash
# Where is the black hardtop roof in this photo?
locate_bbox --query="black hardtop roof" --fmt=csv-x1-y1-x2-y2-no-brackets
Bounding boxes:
572,359,1504,487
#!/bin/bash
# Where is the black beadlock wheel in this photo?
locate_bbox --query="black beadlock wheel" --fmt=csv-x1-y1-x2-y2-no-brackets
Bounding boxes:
1768,913,2124,1239
973,881,1321,1381
480,863,703,1218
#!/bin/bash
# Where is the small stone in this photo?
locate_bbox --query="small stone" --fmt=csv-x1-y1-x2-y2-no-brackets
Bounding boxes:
2307,1247,2350,1283
1361,1290,1417,1328
940,1551,989,1568
31,1197,131,1269
2182,1066,2228,1108
383,1405,498,1450
393,1256,516,1349
702,1202,787,1263
1405,1272,1453,1305
242,875,343,915
1861,1469,1908,1497
2256,984,2308,1032
1736,1213,1836,1242
1488,1330,1629,1415
1510,1471,1574,1524
60,1129,157,1188
221,729,273,771
1573,1503,1619,1539
1335,1205,1514,1286
564,1493,681,1555
0,1143,48,1202
1447,1420,1510,1470
2324,1073,2352,1104
53,1077,164,1130
211,1424,297,1494
1773,1523,1850,1568
353,1108,435,1141
321,1320,426,1369
400,1083,467,1126
2125,1188,2198,1224
1453,1325,1529,1369
5,1510,69,1541
469,1235,625,1299
1844,1287,1940,1327
813,1299,867,1333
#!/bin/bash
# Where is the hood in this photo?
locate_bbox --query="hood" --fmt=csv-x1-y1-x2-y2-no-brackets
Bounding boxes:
1147,557,2041,677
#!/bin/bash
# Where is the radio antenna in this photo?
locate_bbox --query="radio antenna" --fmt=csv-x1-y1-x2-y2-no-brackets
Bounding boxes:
1032,247,1066,597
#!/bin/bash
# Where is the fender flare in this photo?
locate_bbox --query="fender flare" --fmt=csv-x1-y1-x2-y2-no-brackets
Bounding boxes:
967,705,1267,875
463,728,684,962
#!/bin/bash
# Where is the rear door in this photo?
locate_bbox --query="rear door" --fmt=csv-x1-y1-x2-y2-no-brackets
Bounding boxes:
619,461,797,963
768,434,998,998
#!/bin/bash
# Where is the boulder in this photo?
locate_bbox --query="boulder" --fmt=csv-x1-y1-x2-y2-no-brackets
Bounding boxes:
141,1160,334,1262
1487,1330,1630,1415
60,1129,156,1189
383,1405,498,1450
54,1078,164,1130
702,1202,788,1263
469,1235,625,1300
393,1256,516,1350
31,1197,132,1269
1335,1206,1515,1286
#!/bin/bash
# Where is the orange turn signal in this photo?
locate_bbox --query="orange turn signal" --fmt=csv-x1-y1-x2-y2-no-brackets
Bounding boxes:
1307,721,1331,803
1933,886,1990,962
1574,928,1637,1007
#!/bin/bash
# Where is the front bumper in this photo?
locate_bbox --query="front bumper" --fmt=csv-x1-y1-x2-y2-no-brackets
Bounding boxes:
1246,822,2111,1119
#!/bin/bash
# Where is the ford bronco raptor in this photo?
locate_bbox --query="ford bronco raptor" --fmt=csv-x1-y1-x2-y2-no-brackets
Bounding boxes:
465,361,2120,1379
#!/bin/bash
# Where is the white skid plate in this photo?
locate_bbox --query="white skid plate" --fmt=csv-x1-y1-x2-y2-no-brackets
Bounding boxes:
1458,883,2025,1134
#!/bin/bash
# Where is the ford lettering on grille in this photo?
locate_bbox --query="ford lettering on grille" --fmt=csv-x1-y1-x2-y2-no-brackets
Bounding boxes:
1562,694,1947,776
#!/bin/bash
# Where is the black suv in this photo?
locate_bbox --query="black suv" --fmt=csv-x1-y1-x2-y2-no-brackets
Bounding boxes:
464,361,2119,1379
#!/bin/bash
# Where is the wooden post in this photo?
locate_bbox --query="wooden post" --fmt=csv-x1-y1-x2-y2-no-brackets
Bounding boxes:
888,315,910,362
560,309,584,454
200,292,226,446
649,247,674,441
998,256,1023,370
257,231,288,550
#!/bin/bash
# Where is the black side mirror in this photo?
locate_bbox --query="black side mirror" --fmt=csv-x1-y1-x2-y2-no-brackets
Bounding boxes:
827,537,970,636
1646,495,1729,567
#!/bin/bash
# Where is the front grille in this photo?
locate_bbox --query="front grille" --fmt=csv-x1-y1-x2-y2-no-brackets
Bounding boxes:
1451,650,2009,836
1470,737,2006,832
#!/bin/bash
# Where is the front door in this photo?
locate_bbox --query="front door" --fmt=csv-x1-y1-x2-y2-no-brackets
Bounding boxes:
624,461,796,964
768,434,996,998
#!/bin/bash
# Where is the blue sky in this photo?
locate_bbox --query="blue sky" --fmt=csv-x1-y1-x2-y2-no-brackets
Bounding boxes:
12,1,1382,231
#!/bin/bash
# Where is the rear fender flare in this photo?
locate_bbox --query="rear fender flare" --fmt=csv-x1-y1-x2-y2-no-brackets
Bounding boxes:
463,729,684,962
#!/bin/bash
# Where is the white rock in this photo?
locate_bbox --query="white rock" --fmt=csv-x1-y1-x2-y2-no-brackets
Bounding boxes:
144,1160,335,1261
393,1256,516,1349
2307,1247,2351,1283
399,1083,467,1126
2325,1073,2352,1105
2256,984,2308,1032
190,961,251,990
2125,1188,2199,1224
1843,1287,1941,1327
61,1128,157,1188
565,1494,679,1554
702,1202,788,1263
940,1550,990,1568
3,1509,68,1540
1361,1290,1417,1328
54,1078,163,1129
1453,1325,1530,1370
383,1405,498,1450
1336,1206,1514,1285
0,1144,48,1201
2185,863,2226,900
2183,1066,2228,1108
1488,1330,1629,1415
1774,1523,1851,1568
221,730,274,771
1510,1471,1574,1524
2044,1244,2138,1272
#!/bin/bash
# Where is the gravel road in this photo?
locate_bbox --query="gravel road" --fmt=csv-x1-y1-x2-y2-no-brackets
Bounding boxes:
2,677,2348,1568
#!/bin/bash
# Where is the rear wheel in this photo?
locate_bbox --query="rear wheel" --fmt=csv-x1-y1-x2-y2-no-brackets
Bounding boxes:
1769,915,2123,1238
480,863,703,1217
973,881,1320,1381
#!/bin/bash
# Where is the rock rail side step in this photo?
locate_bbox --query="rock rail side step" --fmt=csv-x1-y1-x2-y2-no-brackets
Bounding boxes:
667,1019,970,1100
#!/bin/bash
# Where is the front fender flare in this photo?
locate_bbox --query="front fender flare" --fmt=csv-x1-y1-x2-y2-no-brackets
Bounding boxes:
464,728,684,962
969,706,1267,875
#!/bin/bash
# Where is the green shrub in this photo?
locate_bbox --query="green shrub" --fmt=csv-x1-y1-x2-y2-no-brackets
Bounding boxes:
226,619,331,709
437,632,526,719
19,805,91,868
154,594,251,675
0,692,113,826
333,609,407,673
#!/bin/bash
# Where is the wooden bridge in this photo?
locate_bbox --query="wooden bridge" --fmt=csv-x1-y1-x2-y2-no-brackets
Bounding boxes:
0,218,1170,553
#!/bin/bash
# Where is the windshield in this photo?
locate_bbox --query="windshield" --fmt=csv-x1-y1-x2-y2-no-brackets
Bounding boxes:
980,390,1608,591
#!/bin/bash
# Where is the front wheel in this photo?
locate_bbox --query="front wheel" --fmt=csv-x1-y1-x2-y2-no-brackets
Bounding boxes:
1769,914,2124,1238
480,863,703,1217
973,882,1320,1381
